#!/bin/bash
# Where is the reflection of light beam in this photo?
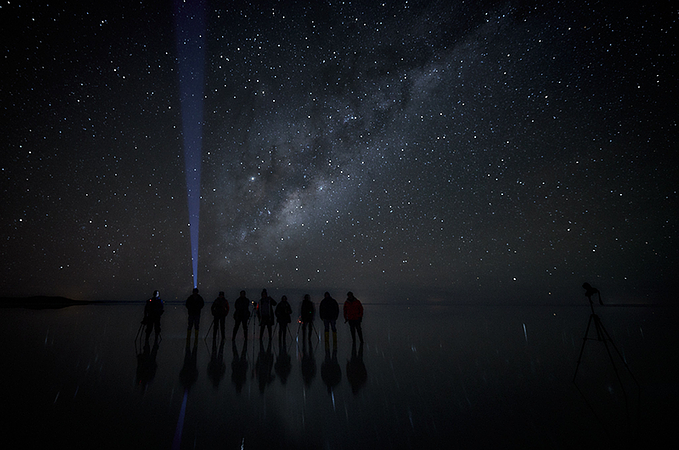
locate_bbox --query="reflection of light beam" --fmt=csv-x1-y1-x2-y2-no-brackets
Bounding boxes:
174,0,206,288
172,388,189,450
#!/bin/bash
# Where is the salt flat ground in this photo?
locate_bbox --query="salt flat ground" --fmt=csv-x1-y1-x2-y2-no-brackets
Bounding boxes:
1,302,675,449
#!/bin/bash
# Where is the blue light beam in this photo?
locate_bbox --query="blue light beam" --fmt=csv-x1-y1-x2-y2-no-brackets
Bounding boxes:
174,0,206,289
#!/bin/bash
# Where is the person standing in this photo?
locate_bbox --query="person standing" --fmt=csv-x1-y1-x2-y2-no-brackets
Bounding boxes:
185,288,205,341
211,291,229,341
275,295,293,343
143,290,164,341
343,291,364,344
258,289,277,341
300,294,315,341
232,290,251,341
319,291,339,345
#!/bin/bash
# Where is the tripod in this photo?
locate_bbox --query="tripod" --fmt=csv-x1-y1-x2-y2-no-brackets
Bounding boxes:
573,300,635,384
135,322,146,342
572,298,641,444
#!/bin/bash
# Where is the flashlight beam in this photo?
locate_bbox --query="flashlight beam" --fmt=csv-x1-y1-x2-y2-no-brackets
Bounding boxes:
174,0,206,288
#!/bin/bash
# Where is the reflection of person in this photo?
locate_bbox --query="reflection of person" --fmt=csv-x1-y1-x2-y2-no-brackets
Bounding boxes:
346,342,367,395
582,283,603,306
185,288,205,341
275,295,292,343
343,291,364,344
321,346,341,394
255,340,275,393
211,291,229,341
274,337,292,384
319,291,339,345
207,338,226,388
301,333,316,387
136,340,159,391
143,290,164,341
258,289,277,341
231,341,248,393
180,335,199,390
232,291,250,341
300,294,315,341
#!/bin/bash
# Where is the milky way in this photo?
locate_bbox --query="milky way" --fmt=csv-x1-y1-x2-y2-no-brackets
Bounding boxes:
2,1,676,303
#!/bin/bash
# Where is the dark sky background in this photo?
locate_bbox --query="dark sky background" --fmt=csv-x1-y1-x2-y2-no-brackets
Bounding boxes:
2,1,676,303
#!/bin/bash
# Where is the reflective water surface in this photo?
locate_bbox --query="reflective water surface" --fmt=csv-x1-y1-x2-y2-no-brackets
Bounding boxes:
2,303,676,449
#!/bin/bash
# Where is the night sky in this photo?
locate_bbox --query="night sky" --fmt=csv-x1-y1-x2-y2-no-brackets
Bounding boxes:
2,1,676,303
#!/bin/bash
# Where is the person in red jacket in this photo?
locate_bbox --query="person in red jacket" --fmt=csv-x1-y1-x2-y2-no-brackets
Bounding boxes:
343,291,364,344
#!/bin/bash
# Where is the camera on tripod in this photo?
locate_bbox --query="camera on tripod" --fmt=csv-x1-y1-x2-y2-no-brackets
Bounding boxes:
582,282,603,308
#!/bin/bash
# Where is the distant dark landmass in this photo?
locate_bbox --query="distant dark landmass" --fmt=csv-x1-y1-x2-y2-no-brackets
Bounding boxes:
0,296,96,309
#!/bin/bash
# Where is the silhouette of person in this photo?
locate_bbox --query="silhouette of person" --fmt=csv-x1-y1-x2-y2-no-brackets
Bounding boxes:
300,294,315,341
232,290,250,341
319,291,339,346
143,290,164,341
185,288,204,341
582,282,603,306
275,295,293,344
211,291,229,341
343,291,364,344
258,289,277,341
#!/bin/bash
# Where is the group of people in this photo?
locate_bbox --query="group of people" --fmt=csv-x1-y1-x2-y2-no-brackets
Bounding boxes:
141,288,365,344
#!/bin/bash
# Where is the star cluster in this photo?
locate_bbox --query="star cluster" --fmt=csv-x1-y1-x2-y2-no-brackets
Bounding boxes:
1,1,676,303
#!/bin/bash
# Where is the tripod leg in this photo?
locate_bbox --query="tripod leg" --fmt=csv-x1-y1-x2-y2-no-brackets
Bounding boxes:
136,322,147,342
204,320,214,340
134,323,143,354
